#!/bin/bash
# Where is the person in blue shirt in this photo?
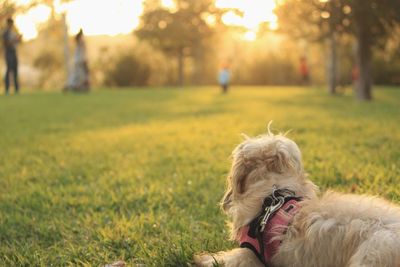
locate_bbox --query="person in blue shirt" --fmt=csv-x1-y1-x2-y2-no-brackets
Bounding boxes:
3,18,21,95
218,65,231,94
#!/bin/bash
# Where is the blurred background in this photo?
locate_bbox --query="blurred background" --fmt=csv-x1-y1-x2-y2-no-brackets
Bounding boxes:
1,0,400,100
1,1,400,265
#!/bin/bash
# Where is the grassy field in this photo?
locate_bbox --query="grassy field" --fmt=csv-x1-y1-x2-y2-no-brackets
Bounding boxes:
0,86,399,266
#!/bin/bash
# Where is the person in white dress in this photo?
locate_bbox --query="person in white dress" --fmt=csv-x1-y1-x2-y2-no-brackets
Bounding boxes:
66,29,89,92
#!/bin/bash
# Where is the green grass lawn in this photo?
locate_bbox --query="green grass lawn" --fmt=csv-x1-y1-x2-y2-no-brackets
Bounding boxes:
0,86,399,266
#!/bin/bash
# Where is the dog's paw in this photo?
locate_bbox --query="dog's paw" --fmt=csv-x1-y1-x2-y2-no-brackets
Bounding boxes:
104,261,126,267
193,253,222,267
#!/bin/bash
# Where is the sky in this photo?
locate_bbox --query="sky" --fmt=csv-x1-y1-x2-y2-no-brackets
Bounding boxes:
14,0,277,41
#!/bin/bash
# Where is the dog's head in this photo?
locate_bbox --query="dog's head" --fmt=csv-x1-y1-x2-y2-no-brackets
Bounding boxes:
221,133,317,237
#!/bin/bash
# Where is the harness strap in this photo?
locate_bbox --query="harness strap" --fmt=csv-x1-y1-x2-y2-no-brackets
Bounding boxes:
239,189,302,267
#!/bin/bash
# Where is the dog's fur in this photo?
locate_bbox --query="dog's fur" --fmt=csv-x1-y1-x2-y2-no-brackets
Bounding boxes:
194,133,400,267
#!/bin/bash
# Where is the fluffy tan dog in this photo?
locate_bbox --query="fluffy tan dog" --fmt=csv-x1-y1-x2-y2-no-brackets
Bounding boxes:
194,133,400,267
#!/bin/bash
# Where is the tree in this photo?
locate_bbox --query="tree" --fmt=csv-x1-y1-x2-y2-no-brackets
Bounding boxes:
0,1,16,57
0,1,15,22
136,0,225,86
0,0,39,50
275,0,346,95
276,0,400,100
30,0,71,89
103,52,151,87
40,0,72,85
346,0,400,100
0,0,39,21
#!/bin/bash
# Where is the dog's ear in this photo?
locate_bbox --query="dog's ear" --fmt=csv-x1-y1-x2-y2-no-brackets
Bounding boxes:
229,154,249,194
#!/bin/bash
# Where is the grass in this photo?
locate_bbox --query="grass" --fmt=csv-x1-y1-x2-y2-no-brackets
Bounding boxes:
0,86,399,266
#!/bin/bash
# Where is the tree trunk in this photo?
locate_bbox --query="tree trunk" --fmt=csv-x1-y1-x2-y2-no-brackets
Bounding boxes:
355,31,372,100
177,47,184,87
191,45,202,85
62,13,70,84
327,32,337,95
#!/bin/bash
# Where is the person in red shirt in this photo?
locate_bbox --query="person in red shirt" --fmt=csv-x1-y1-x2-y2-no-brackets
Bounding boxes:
299,56,309,85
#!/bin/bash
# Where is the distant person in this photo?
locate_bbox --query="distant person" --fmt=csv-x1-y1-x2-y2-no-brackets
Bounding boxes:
299,56,310,85
218,66,230,93
351,64,359,83
66,29,89,92
3,18,21,95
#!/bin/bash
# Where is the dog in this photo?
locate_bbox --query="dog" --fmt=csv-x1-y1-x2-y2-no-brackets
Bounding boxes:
194,132,400,267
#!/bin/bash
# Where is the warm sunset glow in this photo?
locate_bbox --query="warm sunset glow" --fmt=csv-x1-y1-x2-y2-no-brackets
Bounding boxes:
161,0,175,9
15,4,51,40
217,0,277,40
14,0,143,40
217,0,277,30
14,0,277,41
65,0,142,35
243,31,257,41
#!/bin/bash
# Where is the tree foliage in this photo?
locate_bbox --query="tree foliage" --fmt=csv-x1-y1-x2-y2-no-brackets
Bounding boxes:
276,0,345,41
136,0,226,86
276,0,348,95
276,0,400,100
276,0,400,47
104,53,151,87
0,0,38,54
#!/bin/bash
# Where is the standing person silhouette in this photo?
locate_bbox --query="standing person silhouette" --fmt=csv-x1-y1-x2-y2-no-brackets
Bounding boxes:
66,29,90,92
218,65,230,94
299,56,310,85
3,18,21,95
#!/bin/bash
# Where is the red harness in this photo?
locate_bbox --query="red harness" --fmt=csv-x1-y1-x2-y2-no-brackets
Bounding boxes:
238,192,302,266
